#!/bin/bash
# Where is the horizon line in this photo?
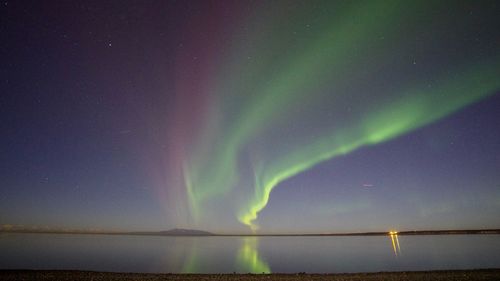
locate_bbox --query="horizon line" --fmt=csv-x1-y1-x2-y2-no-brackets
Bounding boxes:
2,228,500,237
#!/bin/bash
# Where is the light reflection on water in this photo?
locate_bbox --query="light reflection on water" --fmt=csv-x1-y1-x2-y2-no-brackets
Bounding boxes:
236,237,270,273
389,233,402,256
179,236,270,273
1,233,500,273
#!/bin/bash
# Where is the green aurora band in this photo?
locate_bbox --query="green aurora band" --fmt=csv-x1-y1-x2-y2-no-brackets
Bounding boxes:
179,1,500,230
184,0,418,221
238,63,500,229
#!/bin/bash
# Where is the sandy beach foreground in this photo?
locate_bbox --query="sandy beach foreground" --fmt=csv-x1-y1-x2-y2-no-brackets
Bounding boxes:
1,269,499,281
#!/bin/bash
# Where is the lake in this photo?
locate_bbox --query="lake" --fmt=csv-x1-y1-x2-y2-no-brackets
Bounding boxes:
1,233,500,273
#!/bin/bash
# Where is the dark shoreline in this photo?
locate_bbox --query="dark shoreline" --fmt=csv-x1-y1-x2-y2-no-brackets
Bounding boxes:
1,269,500,281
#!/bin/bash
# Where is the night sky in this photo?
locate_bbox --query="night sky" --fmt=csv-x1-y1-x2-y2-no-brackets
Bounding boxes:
1,0,499,234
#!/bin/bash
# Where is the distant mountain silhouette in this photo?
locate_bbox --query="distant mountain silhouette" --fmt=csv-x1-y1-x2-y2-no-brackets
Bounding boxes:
158,228,213,236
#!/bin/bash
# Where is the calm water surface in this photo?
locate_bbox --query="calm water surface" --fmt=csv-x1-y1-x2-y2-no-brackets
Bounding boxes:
1,233,500,273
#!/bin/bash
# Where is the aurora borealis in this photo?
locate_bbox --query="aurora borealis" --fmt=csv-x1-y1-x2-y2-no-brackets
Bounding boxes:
2,0,500,234
239,63,500,229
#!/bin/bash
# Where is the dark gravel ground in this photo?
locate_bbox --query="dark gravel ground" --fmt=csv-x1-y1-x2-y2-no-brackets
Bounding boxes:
1,270,500,281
